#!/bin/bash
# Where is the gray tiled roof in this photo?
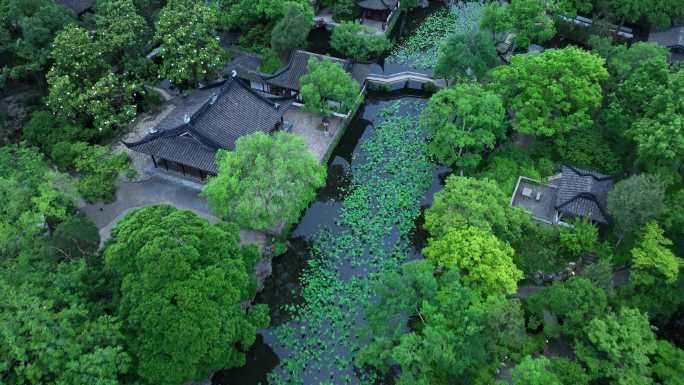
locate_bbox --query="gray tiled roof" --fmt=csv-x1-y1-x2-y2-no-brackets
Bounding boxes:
648,26,684,49
225,52,264,82
55,0,94,14
262,50,348,91
355,0,399,11
125,78,291,173
555,165,613,224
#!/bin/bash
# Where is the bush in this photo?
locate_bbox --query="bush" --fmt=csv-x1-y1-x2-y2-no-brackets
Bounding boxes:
22,110,89,155
259,49,284,74
70,143,131,203
330,21,391,61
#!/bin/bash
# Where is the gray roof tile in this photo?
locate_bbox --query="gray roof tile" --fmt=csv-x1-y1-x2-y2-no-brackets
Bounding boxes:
555,165,613,224
649,26,684,49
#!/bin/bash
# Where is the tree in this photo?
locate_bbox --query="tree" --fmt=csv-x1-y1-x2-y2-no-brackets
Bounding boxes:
423,226,522,299
553,0,594,16
479,2,512,41
21,111,89,155
0,0,74,85
489,47,608,136
300,58,361,116
651,340,684,385
203,131,326,231
511,356,562,385
424,175,528,244
70,143,132,203
47,25,140,136
270,2,313,59
95,0,150,71
0,145,75,258
421,83,505,171
630,221,682,286
607,174,666,241
155,0,225,87
479,297,526,359
527,277,608,338
51,215,100,262
0,281,130,385
358,260,488,385
559,217,598,258
435,32,498,82
576,308,657,385
330,21,391,61
507,0,555,48
104,205,269,385
320,0,356,21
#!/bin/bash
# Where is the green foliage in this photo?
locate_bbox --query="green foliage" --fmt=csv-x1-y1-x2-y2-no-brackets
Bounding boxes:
425,175,528,244
507,0,555,48
479,297,526,360
576,307,657,385
630,221,681,286
489,47,608,137
21,111,89,155
270,2,313,59
104,205,268,385
219,0,313,52
300,58,361,117
548,357,590,385
0,145,75,258
51,215,100,262
421,83,505,171
47,25,140,136
0,281,130,385
511,356,562,385
423,226,522,299
359,260,489,385
330,21,391,62
258,48,284,73
526,277,608,338
651,340,684,385
559,217,598,258
203,132,326,231
479,2,512,39
607,174,666,240
155,0,225,87
480,144,546,195
435,31,498,82
67,143,132,203
0,0,74,83
321,0,357,20
95,0,150,71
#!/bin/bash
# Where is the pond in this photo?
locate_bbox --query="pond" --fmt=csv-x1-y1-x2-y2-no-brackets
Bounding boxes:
213,89,449,385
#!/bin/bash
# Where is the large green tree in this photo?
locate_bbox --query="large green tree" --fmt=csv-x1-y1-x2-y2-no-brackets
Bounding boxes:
607,174,666,241
423,226,522,299
203,131,326,231
155,0,225,87
630,221,681,286
511,356,562,385
435,31,499,82
104,205,268,385
300,58,361,117
0,0,74,85
330,21,391,62
270,2,313,59
489,47,608,137
95,0,150,71
46,25,140,136
421,83,505,172
576,307,657,385
507,0,555,47
424,175,528,244
358,260,488,385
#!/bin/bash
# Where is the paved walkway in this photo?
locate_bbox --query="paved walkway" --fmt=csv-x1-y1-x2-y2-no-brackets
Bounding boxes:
285,107,342,163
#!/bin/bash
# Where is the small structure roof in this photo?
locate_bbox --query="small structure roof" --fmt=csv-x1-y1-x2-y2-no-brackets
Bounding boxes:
354,0,399,11
56,0,95,15
261,50,348,91
224,51,263,83
124,77,291,173
555,165,613,224
648,25,684,49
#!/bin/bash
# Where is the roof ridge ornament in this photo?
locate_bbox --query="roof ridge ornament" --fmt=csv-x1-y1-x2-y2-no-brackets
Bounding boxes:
183,114,191,124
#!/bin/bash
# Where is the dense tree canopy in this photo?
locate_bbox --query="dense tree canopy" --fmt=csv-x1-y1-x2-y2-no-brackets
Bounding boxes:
330,21,391,61
155,0,225,87
435,32,499,82
607,174,666,240
507,0,556,48
421,83,506,171
104,205,269,385
489,47,608,136
203,132,326,231
630,221,681,286
511,356,562,385
300,58,361,116
270,2,313,59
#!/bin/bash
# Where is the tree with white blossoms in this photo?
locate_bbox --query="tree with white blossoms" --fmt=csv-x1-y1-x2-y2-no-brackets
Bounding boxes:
155,0,226,88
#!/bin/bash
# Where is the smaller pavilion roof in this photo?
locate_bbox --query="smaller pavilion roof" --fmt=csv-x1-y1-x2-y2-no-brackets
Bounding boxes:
555,165,613,224
354,0,399,11
648,25,684,49
261,50,348,91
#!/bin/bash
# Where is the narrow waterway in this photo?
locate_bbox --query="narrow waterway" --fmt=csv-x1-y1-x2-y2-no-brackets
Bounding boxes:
213,90,448,385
